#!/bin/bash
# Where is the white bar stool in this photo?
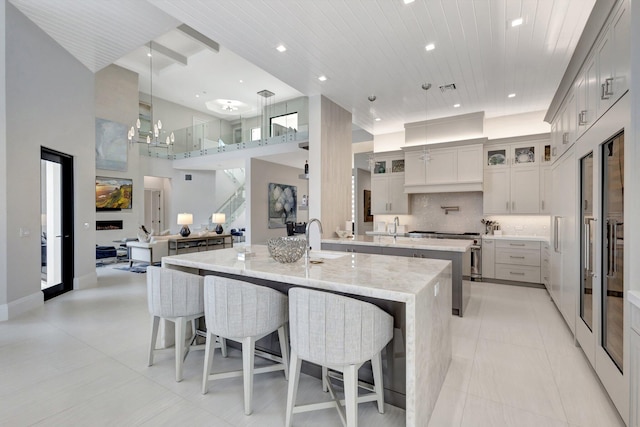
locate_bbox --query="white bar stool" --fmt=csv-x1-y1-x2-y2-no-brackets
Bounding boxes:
147,266,226,382
202,276,289,415
285,287,393,427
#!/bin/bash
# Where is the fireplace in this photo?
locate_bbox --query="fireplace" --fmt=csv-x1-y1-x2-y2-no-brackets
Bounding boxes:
96,220,123,231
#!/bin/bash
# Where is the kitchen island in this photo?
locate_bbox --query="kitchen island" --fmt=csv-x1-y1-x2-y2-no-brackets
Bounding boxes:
322,235,473,316
161,245,452,427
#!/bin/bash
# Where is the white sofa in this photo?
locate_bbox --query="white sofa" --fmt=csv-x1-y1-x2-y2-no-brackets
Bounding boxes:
126,235,176,267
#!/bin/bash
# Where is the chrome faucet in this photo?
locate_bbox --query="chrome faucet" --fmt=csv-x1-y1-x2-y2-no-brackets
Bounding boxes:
305,218,323,260
392,216,400,241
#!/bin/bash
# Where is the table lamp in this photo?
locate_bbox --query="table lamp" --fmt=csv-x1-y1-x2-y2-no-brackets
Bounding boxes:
177,213,193,237
212,213,226,234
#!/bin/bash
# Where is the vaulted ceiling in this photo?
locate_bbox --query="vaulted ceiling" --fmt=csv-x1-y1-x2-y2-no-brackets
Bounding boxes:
11,0,595,135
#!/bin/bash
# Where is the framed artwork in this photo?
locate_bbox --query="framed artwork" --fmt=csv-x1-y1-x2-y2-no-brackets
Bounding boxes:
95,118,128,171
364,190,373,222
268,183,297,228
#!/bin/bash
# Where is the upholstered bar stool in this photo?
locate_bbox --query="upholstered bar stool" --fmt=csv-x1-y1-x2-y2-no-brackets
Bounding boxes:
202,275,289,415
285,287,393,427
147,266,226,382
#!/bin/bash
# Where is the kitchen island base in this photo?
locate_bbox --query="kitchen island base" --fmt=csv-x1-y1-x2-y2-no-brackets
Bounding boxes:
162,247,452,426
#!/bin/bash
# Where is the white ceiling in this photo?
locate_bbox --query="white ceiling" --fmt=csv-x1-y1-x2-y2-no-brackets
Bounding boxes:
11,0,595,136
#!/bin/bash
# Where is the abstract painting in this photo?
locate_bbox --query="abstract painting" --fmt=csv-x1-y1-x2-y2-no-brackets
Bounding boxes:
268,183,297,229
96,118,127,171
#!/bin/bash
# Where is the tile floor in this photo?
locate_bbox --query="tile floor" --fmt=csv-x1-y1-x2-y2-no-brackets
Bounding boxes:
0,267,625,426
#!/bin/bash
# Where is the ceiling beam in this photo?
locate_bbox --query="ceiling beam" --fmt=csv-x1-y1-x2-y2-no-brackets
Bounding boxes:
146,41,188,66
177,24,220,53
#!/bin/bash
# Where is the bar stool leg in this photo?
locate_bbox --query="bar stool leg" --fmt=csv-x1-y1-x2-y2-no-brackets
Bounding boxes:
175,317,186,382
285,351,302,427
219,337,228,357
202,331,216,394
148,316,160,366
343,365,358,427
371,352,385,413
242,336,256,415
278,325,290,380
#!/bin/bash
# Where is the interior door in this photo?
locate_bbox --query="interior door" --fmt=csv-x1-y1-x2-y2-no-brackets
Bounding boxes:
40,147,74,300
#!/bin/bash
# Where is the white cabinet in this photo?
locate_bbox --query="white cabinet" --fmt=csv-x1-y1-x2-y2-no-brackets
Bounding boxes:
482,238,542,284
597,0,629,116
541,242,550,290
371,152,408,215
483,139,544,214
576,55,597,138
540,166,553,214
510,167,540,214
403,143,483,193
550,149,577,332
482,238,495,279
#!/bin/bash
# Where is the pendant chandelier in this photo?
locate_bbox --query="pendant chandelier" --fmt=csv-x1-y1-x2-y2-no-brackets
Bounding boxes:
419,83,432,163
128,41,174,146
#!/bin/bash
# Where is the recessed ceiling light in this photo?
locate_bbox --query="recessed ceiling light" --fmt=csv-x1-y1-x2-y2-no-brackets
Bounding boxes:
511,17,523,27
403,0,415,4
453,103,461,108
195,94,200,98
318,75,327,82
375,118,382,122
425,43,435,51
276,44,287,53
239,80,243,83
508,93,516,98
147,52,152,57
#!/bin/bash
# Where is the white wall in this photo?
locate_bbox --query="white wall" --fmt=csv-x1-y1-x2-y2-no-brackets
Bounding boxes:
484,110,550,139
373,131,405,153
4,2,96,315
95,65,141,246
0,0,7,310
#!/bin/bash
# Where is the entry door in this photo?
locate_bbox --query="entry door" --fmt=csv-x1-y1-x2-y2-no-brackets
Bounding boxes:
40,148,74,300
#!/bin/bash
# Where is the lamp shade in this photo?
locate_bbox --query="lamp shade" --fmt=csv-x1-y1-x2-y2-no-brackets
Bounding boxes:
212,213,226,224
177,213,193,225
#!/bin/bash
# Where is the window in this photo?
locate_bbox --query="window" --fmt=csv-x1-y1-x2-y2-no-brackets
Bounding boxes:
251,127,261,141
270,112,298,137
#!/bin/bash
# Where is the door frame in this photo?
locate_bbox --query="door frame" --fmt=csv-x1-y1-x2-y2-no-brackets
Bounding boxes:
41,147,74,300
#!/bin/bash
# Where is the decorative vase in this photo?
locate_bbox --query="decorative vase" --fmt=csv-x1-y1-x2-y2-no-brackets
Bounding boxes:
215,224,223,234
179,225,191,237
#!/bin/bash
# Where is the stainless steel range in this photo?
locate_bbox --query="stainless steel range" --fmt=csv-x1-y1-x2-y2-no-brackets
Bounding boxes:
408,231,482,281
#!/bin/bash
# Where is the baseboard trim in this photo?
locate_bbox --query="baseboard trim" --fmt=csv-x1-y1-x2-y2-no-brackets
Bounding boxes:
74,271,98,290
0,291,44,321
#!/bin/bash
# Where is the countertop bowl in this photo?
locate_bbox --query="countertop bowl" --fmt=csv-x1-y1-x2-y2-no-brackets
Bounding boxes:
267,237,306,263
335,230,350,238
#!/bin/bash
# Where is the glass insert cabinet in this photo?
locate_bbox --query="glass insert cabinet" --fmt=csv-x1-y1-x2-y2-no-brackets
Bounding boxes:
484,142,542,167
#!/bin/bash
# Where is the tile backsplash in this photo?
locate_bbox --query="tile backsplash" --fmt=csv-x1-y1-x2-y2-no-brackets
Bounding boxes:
373,191,550,237
408,192,484,233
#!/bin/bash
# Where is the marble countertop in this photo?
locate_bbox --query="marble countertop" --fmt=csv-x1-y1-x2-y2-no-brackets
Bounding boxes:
322,235,473,252
481,234,550,243
629,291,640,309
161,245,451,303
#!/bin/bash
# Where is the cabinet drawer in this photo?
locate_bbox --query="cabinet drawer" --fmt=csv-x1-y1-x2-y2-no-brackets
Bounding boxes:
495,240,541,250
632,303,640,335
495,264,541,283
495,248,540,266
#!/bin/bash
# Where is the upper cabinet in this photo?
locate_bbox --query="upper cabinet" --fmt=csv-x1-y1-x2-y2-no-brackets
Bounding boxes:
371,151,409,215
403,141,483,194
549,0,629,162
483,136,548,215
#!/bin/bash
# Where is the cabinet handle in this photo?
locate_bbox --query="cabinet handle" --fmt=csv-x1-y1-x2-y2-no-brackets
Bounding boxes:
578,110,587,126
509,243,526,246
506,201,509,210
562,133,569,145
389,202,392,211
509,272,526,276
512,201,515,211
541,200,545,210
605,77,614,97
601,83,609,100
510,256,525,259
552,147,557,156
